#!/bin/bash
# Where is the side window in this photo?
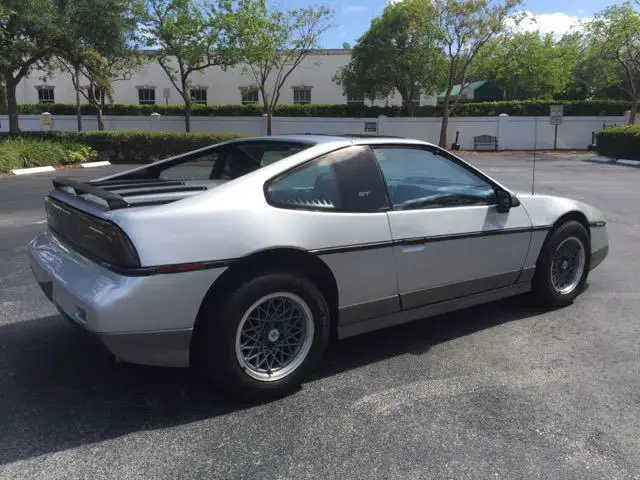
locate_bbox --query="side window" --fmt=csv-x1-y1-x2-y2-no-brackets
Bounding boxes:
373,147,496,210
266,146,389,212
158,151,220,180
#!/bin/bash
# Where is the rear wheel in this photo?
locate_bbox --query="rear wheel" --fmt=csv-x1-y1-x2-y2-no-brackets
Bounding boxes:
197,272,330,400
532,221,590,307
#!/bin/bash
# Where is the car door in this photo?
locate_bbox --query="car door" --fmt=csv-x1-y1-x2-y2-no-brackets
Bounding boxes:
372,145,533,310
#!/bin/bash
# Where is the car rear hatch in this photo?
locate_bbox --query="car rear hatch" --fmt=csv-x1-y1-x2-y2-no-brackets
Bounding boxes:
44,177,222,270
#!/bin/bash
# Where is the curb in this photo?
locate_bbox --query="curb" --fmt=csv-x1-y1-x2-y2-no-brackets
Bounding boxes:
80,161,111,168
589,156,640,167
10,166,56,175
8,161,112,176
617,159,640,167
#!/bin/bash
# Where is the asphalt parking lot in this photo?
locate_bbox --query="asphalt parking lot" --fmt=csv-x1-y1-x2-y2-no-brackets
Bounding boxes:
1,152,639,479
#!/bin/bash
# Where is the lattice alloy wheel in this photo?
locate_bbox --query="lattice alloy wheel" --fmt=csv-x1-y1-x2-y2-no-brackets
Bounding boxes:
235,292,315,382
550,236,586,295
532,220,591,307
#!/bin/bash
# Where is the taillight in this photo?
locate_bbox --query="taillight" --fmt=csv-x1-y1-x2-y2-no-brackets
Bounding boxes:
45,197,140,268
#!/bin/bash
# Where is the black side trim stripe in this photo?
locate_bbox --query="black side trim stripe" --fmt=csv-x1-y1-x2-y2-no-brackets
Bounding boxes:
313,226,553,255
310,240,394,255
397,225,552,246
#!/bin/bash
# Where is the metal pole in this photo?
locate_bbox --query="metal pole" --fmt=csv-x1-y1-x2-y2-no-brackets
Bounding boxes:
553,124,558,151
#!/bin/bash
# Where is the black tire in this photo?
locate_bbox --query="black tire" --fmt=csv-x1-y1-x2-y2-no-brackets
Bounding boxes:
532,220,591,307
197,272,330,401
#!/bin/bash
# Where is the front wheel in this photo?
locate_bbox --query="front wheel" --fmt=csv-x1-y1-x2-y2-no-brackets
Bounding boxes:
197,272,330,400
532,221,590,307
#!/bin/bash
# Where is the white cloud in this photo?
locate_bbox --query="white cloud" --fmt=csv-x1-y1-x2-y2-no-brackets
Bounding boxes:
510,11,591,39
342,5,368,14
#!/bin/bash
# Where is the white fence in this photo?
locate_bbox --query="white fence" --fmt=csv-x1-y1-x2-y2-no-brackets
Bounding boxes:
0,112,627,150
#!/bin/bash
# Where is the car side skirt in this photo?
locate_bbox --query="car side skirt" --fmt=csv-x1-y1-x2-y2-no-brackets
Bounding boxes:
337,282,531,339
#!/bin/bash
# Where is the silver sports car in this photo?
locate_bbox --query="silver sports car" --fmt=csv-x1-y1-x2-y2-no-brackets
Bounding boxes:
29,135,609,399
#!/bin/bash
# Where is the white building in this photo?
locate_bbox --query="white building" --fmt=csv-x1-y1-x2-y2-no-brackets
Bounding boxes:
15,49,436,108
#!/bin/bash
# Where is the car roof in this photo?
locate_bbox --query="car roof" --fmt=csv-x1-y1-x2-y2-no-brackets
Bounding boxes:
247,134,433,147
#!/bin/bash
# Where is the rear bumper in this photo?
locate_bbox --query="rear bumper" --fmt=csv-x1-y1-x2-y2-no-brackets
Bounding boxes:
57,307,192,367
28,231,227,367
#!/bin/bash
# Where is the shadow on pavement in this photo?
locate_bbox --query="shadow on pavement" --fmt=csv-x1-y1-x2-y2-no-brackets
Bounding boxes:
0,294,546,465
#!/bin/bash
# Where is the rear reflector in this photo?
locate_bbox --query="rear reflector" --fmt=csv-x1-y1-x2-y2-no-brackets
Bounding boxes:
152,263,206,274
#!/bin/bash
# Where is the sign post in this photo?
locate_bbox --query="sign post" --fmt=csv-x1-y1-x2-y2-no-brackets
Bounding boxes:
549,105,563,150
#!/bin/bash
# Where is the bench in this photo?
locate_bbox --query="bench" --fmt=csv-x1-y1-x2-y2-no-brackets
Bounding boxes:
473,135,498,151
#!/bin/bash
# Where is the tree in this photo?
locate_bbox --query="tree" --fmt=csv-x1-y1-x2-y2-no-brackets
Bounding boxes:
58,52,142,130
470,31,580,100
0,0,65,132
223,0,333,135
434,0,521,147
54,0,141,131
583,2,640,123
334,0,445,116
142,0,236,132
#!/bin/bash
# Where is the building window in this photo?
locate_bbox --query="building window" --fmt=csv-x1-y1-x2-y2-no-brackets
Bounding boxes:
240,87,259,105
37,86,55,104
190,88,207,105
138,87,156,105
347,93,365,106
293,87,312,104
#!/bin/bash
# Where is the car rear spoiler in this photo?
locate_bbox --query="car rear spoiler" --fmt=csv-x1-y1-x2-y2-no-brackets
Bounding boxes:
52,177,131,209
51,177,207,210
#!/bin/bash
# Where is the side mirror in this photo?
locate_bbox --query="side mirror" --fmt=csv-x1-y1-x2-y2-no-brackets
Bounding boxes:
495,189,520,213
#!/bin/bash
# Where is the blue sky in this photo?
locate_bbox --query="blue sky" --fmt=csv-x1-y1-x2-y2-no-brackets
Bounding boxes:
274,0,620,47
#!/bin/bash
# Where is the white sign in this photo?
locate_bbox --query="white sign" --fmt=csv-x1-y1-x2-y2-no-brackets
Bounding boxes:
163,88,171,99
40,113,52,126
550,105,563,125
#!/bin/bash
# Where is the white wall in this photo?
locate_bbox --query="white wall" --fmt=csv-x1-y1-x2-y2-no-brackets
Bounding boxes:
15,50,437,107
0,113,625,151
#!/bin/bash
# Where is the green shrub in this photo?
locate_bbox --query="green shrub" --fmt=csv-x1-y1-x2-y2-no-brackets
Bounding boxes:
0,130,247,163
596,124,640,159
0,138,96,173
1,99,631,117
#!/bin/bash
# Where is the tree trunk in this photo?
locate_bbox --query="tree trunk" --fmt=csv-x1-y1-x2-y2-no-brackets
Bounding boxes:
184,103,191,133
629,97,638,125
96,107,105,131
267,108,273,136
439,90,452,148
5,77,19,133
75,67,82,132
406,99,415,117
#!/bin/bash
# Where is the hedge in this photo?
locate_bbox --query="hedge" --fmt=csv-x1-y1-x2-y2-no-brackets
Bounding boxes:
0,99,631,117
596,125,640,160
0,138,97,173
0,131,247,163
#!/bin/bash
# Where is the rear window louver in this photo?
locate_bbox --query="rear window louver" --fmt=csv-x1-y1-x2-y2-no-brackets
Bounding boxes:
51,177,207,210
